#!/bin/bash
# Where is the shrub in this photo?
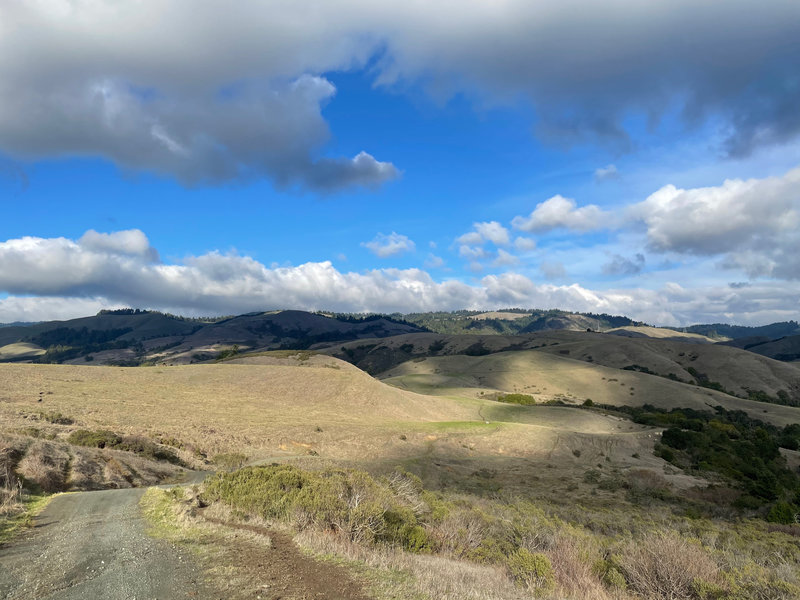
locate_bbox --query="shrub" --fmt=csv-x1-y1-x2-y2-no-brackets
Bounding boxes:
37,411,74,425
766,501,797,524
67,429,180,464
620,532,719,600
497,393,536,406
507,548,555,593
67,429,121,448
201,465,430,548
212,453,248,471
583,469,601,484
16,442,68,493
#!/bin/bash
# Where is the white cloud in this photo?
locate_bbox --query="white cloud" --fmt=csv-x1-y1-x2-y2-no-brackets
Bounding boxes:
514,237,537,252
456,221,510,247
78,229,159,262
458,245,488,260
474,221,510,246
632,165,800,279
424,254,445,269
512,195,610,232
362,232,416,258
492,249,519,267
594,164,619,182
456,231,484,245
1,230,800,326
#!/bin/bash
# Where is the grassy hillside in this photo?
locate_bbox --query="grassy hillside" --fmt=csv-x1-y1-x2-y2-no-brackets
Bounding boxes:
329,329,800,407
402,308,638,335
605,325,720,343
722,334,800,362
0,356,689,501
529,331,800,405
3,353,799,599
380,349,800,427
0,310,425,366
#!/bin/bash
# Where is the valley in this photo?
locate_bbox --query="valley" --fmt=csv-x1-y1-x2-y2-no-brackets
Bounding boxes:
1,309,799,599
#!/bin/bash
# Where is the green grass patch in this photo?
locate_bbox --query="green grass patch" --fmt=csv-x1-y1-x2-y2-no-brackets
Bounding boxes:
496,393,536,406
0,493,52,545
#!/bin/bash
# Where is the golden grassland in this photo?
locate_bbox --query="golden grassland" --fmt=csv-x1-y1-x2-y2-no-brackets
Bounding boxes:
381,350,800,427
3,354,800,599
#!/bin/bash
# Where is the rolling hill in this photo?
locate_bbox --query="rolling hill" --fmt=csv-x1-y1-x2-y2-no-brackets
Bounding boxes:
379,349,800,427
0,309,425,366
328,329,800,406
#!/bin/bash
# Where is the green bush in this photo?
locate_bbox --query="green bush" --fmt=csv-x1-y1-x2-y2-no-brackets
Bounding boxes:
66,429,180,464
497,393,536,405
201,465,431,548
507,548,555,593
67,429,122,448
766,501,797,524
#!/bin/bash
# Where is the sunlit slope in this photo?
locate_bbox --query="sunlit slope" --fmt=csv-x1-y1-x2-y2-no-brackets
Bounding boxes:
0,358,477,456
0,357,709,495
381,350,800,427
605,325,719,343
329,330,800,405
0,342,45,360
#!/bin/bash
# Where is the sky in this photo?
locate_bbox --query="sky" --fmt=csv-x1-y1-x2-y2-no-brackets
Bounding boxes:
1,0,799,326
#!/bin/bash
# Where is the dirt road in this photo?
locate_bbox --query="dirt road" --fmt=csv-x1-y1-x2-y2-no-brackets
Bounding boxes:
0,488,213,600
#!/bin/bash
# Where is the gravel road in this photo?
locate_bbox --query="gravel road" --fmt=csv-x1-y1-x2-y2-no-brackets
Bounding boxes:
0,487,214,600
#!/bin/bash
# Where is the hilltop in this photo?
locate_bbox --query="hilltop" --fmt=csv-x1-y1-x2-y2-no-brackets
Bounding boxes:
2,308,799,367
0,309,424,366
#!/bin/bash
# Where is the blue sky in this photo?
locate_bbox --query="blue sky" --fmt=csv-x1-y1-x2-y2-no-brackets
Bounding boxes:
1,1,799,325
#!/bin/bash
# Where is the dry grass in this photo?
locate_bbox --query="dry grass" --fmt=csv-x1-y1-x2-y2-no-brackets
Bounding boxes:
16,440,69,493
0,361,672,490
620,532,720,600
296,528,527,600
382,350,800,426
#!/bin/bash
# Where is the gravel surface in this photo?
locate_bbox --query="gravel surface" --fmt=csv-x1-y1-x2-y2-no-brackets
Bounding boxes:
0,488,214,599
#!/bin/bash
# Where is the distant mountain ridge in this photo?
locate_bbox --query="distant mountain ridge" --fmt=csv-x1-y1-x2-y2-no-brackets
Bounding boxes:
0,309,426,365
1,307,799,366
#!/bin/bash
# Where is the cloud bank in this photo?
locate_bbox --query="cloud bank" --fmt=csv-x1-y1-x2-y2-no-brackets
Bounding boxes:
1,1,798,187
1,229,799,326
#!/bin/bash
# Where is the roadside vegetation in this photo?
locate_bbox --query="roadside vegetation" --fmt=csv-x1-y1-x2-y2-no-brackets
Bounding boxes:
156,462,800,600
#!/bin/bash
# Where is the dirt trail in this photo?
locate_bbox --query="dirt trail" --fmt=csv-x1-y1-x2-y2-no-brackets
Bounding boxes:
1,474,373,600
200,514,371,600
0,488,212,600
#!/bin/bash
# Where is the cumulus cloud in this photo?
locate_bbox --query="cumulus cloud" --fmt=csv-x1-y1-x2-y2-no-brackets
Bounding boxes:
0,5,398,190
514,237,537,252
492,249,519,267
1,1,797,187
362,232,416,257
456,221,510,247
78,229,159,262
456,231,484,245
632,166,800,279
512,195,610,232
1,230,800,325
474,221,510,246
458,245,488,261
603,253,645,276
